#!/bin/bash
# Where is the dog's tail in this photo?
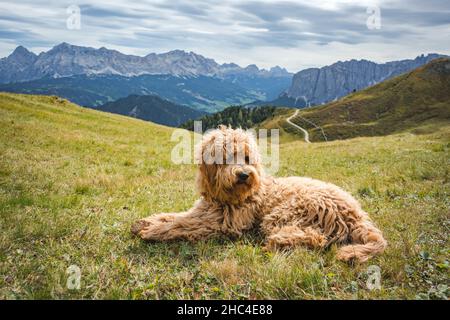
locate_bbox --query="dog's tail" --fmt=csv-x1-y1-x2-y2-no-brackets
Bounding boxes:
336,218,387,263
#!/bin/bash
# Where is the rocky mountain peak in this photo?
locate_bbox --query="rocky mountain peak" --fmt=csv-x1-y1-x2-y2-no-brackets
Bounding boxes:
221,63,239,68
49,42,74,52
245,64,259,72
269,66,290,77
9,45,37,62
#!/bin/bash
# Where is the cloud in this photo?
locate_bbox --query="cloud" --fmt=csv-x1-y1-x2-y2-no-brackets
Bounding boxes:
0,0,449,71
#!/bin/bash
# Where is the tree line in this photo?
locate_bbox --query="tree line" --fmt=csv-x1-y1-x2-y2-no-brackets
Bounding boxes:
180,105,278,131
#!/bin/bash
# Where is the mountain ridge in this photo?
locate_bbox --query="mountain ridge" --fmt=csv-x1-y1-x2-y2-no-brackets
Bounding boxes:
0,43,292,84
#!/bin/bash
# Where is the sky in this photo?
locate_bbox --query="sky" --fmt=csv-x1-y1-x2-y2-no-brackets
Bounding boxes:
0,0,449,72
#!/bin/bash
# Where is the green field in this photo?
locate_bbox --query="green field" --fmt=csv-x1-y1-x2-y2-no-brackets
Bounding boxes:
0,92,449,299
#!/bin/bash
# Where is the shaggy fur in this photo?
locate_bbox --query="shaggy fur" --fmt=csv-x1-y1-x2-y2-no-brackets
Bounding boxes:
132,126,387,263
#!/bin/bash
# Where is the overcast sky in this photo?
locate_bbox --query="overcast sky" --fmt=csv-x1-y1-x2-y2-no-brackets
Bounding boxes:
0,0,449,72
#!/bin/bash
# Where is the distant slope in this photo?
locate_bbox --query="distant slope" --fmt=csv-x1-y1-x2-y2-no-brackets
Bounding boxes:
222,74,292,101
289,58,450,141
0,74,263,112
246,94,304,108
94,94,206,127
180,105,288,131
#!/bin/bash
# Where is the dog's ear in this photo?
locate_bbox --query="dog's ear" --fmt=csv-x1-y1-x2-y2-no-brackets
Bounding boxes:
196,162,216,199
195,130,217,197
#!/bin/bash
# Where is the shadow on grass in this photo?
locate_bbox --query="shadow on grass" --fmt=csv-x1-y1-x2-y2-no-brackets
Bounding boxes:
124,226,267,266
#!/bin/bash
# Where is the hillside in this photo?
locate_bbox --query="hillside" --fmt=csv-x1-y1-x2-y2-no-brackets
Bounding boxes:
0,92,448,299
94,94,206,127
288,58,450,141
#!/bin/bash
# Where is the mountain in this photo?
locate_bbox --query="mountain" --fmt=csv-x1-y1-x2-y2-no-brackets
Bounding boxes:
287,58,450,141
94,94,205,127
0,74,265,112
0,43,292,96
276,54,446,108
0,46,37,84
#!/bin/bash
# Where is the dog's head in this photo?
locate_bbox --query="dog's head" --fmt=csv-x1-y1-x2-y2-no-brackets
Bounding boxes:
195,126,263,204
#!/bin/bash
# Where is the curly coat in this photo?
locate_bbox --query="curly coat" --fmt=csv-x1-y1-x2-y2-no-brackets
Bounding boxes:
132,126,387,262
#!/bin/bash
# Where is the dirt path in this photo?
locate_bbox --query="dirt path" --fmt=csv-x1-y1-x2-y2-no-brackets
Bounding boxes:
286,109,310,143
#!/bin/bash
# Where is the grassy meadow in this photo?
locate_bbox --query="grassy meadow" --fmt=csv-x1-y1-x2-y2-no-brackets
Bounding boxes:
0,92,449,299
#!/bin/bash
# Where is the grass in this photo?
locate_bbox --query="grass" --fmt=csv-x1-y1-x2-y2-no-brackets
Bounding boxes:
0,92,449,299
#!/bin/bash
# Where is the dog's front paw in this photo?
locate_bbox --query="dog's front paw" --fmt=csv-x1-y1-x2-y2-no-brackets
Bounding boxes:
131,218,153,235
336,245,370,264
138,224,162,240
131,213,178,240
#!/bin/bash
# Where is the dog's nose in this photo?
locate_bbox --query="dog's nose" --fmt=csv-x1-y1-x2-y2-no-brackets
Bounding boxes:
238,172,249,181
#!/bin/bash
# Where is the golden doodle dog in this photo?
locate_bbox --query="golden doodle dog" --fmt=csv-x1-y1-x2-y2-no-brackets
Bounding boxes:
132,126,387,262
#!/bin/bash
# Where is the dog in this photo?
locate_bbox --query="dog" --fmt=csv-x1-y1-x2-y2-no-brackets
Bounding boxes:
131,126,387,262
